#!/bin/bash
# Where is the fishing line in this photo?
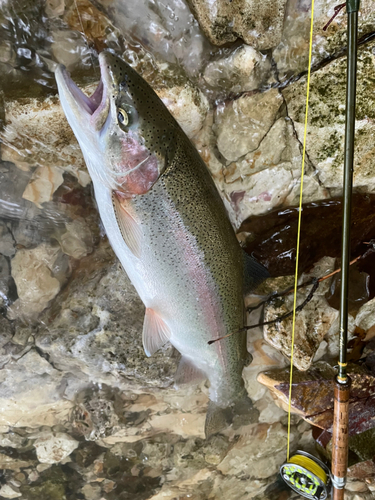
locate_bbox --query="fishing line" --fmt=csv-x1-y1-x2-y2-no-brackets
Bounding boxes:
286,0,315,461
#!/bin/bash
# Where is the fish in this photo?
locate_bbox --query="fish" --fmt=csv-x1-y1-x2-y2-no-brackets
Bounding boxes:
55,51,269,436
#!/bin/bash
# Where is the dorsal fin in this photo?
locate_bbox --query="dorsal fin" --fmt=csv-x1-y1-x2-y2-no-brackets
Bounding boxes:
112,192,142,258
243,250,270,295
142,308,171,357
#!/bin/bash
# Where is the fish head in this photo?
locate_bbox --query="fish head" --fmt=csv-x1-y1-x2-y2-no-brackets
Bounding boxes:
55,51,177,197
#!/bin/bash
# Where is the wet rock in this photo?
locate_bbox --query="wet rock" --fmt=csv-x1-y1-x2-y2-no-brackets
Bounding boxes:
222,115,327,224
355,297,375,332
346,480,371,493
0,484,21,498
22,165,65,208
258,362,375,436
203,45,273,93
33,432,79,464
348,460,375,480
44,0,65,18
0,222,15,257
11,220,43,248
273,0,375,81
94,0,206,77
0,95,89,187
72,386,121,441
262,258,339,371
282,40,375,197
187,0,288,50
51,30,92,71
218,422,292,479
239,194,375,278
215,88,284,163
263,294,337,371
35,241,177,392
56,219,94,259
10,243,63,318
0,255,11,307
0,348,74,428
156,82,209,139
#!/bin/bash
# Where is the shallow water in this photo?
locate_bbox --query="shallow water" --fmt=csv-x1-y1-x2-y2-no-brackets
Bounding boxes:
1,0,375,499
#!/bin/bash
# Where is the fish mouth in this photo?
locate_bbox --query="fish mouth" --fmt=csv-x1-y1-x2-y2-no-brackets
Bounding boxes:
55,53,111,124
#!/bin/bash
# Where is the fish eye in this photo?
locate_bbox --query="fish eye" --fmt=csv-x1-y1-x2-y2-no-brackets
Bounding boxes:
117,108,128,126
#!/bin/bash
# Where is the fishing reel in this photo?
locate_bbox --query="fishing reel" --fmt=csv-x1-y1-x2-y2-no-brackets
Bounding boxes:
280,450,331,500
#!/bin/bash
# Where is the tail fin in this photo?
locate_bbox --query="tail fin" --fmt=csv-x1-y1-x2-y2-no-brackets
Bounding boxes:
205,395,259,437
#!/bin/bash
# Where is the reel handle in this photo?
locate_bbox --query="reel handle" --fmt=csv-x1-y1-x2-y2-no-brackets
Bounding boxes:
331,376,351,499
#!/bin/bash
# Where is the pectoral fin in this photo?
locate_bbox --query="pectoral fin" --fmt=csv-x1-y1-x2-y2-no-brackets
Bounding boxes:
142,308,171,357
112,192,142,258
243,251,270,295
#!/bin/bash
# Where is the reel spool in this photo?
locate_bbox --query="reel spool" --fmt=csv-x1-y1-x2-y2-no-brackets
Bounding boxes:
280,450,331,500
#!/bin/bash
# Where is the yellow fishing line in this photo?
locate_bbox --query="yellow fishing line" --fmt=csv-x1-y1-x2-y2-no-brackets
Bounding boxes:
287,0,315,461
289,454,327,484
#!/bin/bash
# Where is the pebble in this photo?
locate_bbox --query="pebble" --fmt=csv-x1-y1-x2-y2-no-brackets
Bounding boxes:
34,433,79,464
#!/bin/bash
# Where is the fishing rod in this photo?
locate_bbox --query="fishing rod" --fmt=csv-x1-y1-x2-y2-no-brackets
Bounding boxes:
331,0,360,498
280,1,360,499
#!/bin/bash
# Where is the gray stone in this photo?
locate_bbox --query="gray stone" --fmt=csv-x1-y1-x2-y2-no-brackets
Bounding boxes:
0,223,15,257
187,0,288,50
10,244,63,318
33,432,79,464
203,45,273,93
282,40,375,197
273,0,375,80
263,258,339,371
214,88,284,163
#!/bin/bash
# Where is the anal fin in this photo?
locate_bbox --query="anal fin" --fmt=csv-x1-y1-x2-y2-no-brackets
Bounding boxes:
142,308,171,357
174,357,206,388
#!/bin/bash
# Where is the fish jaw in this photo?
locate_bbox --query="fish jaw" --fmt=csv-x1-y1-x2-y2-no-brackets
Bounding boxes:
55,51,177,197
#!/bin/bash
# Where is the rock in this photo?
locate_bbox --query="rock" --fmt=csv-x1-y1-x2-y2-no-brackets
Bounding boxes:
0,484,21,499
22,165,64,208
282,40,375,197
156,82,209,139
44,0,65,18
214,88,284,163
203,45,273,93
217,422,291,479
238,194,375,277
81,483,102,500
57,219,94,259
348,460,375,481
0,255,11,307
273,0,375,81
346,480,371,493
35,241,177,392
89,0,206,77
10,244,63,318
258,361,336,415
258,362,375,436
51,30,92,71
34,432,79,464
221,115,327,224
0,96,89,186
187,0,288,50
355,297,375,332
0,223,15,257
262,258,339,371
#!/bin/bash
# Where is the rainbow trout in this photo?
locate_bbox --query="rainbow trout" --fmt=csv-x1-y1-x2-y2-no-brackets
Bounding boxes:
55,52,269,436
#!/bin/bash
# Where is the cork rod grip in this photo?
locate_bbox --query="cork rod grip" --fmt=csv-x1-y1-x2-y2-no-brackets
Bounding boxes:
331,377,351,500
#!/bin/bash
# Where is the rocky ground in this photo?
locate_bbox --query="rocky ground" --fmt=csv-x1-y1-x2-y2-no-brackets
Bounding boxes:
1,0,375,498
